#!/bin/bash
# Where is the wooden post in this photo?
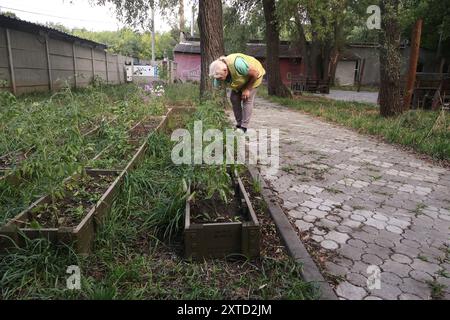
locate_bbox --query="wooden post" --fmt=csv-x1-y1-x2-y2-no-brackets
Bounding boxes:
105,51,109,84
116,55,120,84
357,59,366,92
168,60,172,84
403,19,423,110
131,58,134,83
44,34,53,91
91,47,95,81
5,29,16,95
72,42,78,88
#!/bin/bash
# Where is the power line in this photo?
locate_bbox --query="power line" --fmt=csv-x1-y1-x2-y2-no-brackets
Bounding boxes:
0,4,117,24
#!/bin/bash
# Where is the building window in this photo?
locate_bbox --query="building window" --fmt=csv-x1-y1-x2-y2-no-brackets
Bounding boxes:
286,72,292,80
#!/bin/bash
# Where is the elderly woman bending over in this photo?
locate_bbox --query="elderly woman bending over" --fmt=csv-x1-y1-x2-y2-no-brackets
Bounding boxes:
209,53,266,133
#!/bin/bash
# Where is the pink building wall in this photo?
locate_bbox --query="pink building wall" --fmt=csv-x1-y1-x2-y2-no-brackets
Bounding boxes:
174,53,305,85
174,53,201,82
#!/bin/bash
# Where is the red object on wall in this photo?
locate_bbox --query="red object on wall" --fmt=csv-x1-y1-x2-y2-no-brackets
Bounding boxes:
255,58,304,85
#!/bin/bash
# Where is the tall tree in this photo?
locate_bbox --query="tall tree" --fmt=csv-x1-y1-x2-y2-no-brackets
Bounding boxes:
97,0,157,27
179,0,185,41
71,28,177,59
1,11,18,18
223,3,265,53
402,0,450,72
379,0,403,116
198,0,225,99
262,0,291,97
280,0,357,83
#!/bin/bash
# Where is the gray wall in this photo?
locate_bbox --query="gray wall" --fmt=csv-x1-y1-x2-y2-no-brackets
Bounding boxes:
340,46,442,87
335,61,357,86
0,26,133,95
350,47,381,86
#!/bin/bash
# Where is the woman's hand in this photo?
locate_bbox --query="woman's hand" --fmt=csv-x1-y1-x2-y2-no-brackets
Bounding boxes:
242,89,250,102
241,67,259,102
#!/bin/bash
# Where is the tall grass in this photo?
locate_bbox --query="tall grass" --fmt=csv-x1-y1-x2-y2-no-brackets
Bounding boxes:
0,88,319,300
0,83,166,224
260,89,450,161
163,83,199,105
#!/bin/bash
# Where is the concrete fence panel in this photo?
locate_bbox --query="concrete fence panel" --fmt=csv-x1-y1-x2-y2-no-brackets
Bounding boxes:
0,25,134,95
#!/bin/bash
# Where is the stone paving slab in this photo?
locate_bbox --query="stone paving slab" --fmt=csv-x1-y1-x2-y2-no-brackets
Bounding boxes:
232,97,450,300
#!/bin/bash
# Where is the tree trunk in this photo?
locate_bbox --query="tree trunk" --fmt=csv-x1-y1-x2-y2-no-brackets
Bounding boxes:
294,4,344,83
321,43,333,82
403,19,422,111
329,48,340,85
309,34,322,79
293,12,310,77
198,0,225,100
179,0,185,41
379,0,402,117
262,0,291,97
329,19,344,85
295,17,331,82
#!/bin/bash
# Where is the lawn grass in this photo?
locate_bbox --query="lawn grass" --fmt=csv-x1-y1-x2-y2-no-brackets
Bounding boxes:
260,88,450,162
0,83,319,300
163,82,199,106
331,85,379,92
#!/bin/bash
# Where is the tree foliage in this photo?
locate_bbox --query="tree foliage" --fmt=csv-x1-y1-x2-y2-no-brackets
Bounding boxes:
1,11,18,18
94,0,190,28
401,0,450,55
72,28,177,59
223,1,264,53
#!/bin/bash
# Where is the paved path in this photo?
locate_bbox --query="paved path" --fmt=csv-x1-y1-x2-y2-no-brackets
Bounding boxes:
239,97,450,300
315,90,379,104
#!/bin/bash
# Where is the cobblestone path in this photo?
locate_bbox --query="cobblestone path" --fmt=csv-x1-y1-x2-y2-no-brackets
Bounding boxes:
237,97,450,300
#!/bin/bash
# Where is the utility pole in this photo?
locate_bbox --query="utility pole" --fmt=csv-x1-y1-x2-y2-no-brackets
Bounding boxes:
403,19,423,110
179,0,185,42
191,4,195,37
151,4,155,64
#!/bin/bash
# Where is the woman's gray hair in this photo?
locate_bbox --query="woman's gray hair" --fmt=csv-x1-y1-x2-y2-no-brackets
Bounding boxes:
209,57,227,78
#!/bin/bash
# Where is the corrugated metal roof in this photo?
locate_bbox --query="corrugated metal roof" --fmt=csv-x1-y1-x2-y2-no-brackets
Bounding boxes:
174,42,200,54
174,40,302,58
245,42,302,58
0,14,108,49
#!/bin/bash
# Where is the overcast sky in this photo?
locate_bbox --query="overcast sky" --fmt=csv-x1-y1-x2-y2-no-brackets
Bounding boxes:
0,0,194,32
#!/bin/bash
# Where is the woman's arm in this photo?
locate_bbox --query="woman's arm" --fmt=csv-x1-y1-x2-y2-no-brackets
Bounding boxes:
242,67,260,101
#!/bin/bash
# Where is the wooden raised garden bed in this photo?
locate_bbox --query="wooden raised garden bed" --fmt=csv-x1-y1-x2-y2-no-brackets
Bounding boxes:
89,113,169,171
129,116,165,141
0,169,124,254
0,147,35,185
81,116,118,138
184,170,260,260
164,107,196,132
